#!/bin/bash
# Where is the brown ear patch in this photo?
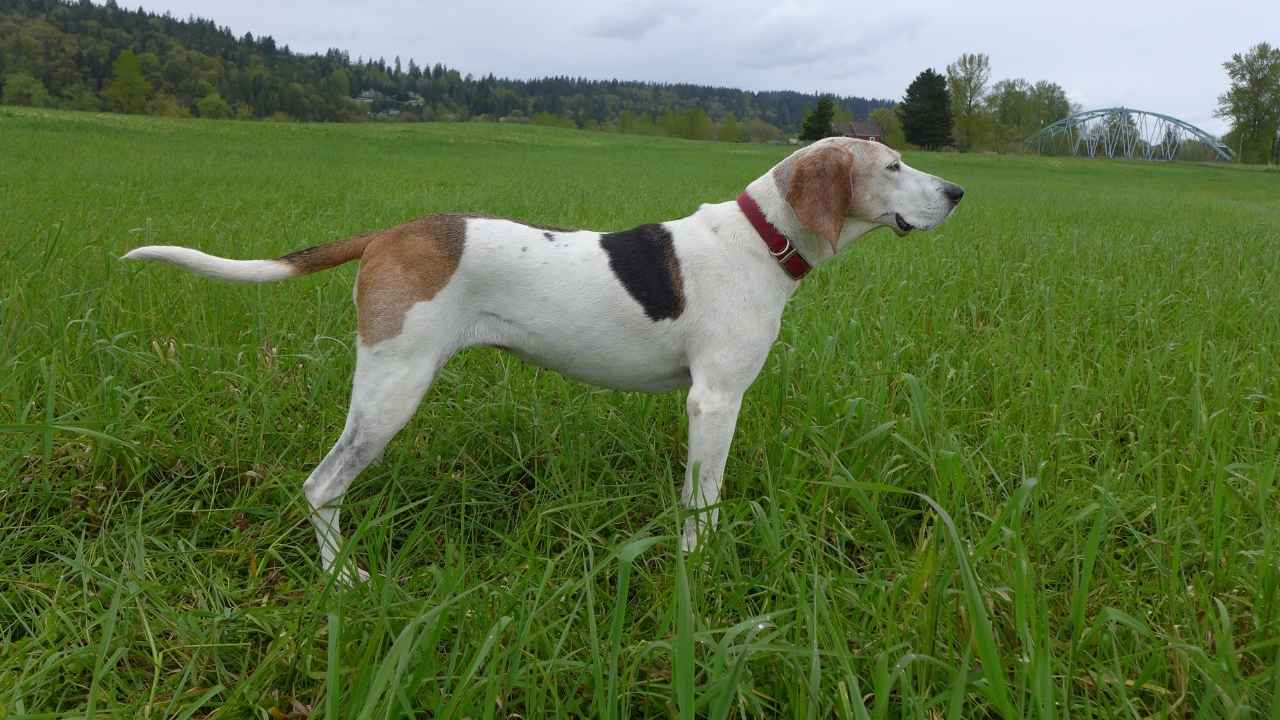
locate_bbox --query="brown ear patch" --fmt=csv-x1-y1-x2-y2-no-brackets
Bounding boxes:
355,214,467,345
781,144,854,254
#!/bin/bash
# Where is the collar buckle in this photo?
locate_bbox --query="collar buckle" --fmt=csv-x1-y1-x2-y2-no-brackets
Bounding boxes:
737,191,811,281
769,239,798,264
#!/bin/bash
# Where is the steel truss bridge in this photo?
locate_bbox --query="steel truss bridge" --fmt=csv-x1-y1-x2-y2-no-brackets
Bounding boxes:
1025,107,1233,161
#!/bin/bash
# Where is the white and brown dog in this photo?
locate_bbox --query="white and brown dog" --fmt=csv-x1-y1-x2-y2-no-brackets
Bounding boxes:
124,137,963,583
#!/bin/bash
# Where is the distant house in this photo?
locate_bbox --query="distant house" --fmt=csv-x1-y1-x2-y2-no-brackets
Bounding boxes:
841,119,884,143
354,89,379,105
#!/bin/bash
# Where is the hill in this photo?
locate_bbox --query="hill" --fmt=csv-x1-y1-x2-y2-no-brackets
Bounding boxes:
0,0,892,136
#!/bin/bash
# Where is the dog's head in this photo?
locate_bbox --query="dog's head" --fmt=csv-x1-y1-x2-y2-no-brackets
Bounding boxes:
773,137,964,252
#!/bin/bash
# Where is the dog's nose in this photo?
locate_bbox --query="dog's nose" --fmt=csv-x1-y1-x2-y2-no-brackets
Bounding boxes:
943,183,965,204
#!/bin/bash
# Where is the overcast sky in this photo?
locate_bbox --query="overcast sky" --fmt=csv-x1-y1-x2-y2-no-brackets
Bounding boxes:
123,0,1276,135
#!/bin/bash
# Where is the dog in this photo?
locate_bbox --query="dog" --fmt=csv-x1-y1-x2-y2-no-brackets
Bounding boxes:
124,137,964,583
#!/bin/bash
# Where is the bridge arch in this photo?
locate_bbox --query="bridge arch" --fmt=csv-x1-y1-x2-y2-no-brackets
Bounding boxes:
1026,108,1232,161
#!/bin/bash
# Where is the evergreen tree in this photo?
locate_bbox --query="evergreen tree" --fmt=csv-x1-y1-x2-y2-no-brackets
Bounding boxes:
899,69,952,149
104,49,149,114
800,96,835,140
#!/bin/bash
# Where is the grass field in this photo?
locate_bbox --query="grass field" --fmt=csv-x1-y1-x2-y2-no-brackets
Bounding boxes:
3,106,1280,718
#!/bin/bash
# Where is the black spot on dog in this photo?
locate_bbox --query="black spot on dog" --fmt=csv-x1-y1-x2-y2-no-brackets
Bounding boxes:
599,224,685,321
521,246,528,253
544,232,555,242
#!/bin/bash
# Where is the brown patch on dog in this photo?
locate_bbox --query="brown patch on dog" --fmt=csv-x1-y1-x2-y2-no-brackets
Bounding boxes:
665,240,685,316
777,142,855,254
355,214,467,345
279,234,377,275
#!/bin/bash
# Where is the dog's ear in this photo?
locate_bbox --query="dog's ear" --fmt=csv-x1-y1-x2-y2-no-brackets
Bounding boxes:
783,144,854,254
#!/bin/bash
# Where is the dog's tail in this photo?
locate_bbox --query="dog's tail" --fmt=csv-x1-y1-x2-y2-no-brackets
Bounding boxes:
121,233,374,283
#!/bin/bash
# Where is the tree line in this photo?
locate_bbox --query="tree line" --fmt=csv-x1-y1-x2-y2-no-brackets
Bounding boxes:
869,47,1278,164
889,54,1073,152
0,0,891,141
793,54,1073,154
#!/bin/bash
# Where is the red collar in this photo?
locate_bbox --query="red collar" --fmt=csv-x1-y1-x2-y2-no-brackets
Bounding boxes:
736,191,811,280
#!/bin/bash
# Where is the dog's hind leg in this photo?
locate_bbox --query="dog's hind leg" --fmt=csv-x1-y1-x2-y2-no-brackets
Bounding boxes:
303,341,448,585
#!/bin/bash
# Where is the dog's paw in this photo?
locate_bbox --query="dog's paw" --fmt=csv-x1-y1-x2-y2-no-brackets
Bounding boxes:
335,564,371,588
681,519,702,553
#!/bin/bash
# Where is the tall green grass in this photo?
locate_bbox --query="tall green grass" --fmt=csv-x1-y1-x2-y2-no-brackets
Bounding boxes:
2,107,1279,717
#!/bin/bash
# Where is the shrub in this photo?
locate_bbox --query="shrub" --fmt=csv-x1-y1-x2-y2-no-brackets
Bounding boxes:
195,92,231,119
2,71,51,107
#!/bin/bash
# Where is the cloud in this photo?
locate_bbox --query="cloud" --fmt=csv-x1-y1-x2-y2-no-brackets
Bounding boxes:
582,0,686,40
114,0,1267,130
732,9,925,72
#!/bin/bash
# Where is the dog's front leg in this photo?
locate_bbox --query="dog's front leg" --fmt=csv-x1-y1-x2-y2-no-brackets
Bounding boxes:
681,384,745,552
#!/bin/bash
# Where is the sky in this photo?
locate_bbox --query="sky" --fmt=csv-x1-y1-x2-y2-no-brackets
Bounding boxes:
122,0,1277,135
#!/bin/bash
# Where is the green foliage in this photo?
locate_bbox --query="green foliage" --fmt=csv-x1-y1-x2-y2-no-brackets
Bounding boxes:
4,109,1280,716
146,92,191,118
744,116,782,143
870,107,905,148
952,111,995,153
899,68,952,149
531,111,575,129
1,71,50,107
325,68,352,99
717,112,741,143
686,108,714,140
618,109,658,136
1216,42,1280,164
946,52,991,118
931,51,1073,154
943,53,990,152
656,109,679,137
195,92,231,119
104,49,150,114
947,53,993,152
617,109,639,134
61,85,102,112
985,78,1072,152
800,96,835,141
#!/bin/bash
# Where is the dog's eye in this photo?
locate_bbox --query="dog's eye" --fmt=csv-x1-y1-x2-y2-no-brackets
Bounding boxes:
887,161,901,171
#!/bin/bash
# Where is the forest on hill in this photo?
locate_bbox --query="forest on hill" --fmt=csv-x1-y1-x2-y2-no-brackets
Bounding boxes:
0,0,892,141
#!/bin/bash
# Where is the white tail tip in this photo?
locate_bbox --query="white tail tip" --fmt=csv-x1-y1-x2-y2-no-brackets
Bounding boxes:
122,245,296,283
